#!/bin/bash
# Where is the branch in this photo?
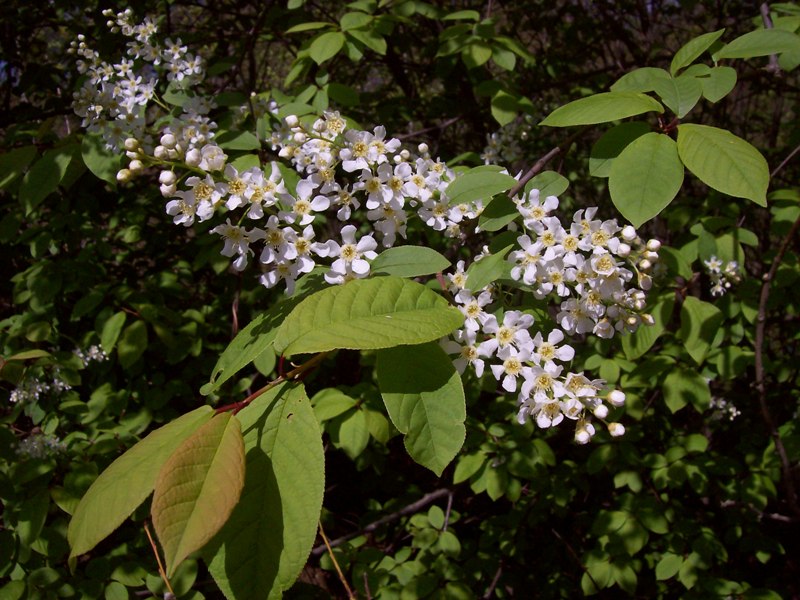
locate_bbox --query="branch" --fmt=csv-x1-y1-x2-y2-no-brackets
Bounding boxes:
310,488,452,556
760,3,782,75
507,127,587,199
754,210,800,519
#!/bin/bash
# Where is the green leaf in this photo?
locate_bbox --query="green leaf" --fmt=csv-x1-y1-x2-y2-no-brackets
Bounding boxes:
663,368,711,413
81,134,120,185
715,28,800,59
610,67,670,92
492,46,516,71
670,29,726,75
117,320,148,369
526,170,570,197
376,343,466,476
5,349,52,361
0,145,36,189
463,41,492,69
201,279,324,395
653,73,702,118
309,31,345,65
656,553,683,580
490,91,519,126
589,122,651,178
311,388,357,422
336,409,370,459
621,293,675,360
285,22,330,34
443,9,480,21
215,131,261,151
17,490,50,547
701,66,737,103
478,195,518,232
445,166,517,205
346,29,387,55
540,92,664,127
677,124,769,206
465,244,513,291
205,383,324,600
19,147,76,214
100,311,127,353
68,406,214,558
370,246,450,277
609,133,684,227
273,277,463,356
152,413,245,577
679,296,724,364
339,11,372,31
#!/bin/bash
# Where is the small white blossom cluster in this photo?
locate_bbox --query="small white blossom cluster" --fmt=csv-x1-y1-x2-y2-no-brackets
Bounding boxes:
481,115,535,165
16,433,67,460
703,255,742,297
9,374,71,405
74,344,109,366
710,396,741,421
509,194,660,339
70,9,206,155
441,259,631,443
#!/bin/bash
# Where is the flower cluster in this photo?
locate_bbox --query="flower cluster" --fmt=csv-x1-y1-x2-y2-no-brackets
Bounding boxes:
9,373,71,405
74,344,109,366
703,255,742,297
709,396,741,421
481,115,536,166
16,433,67,460
71,13,660,442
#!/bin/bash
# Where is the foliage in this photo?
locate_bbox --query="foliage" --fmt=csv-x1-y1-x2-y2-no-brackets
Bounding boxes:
2,1,800,599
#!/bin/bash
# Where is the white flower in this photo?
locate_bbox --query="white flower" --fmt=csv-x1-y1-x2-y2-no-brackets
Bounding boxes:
324,225,378,284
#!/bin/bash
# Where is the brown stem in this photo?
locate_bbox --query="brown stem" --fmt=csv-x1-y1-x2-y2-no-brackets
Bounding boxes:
507,127,587,199
318,520,356,599
760,3,782,75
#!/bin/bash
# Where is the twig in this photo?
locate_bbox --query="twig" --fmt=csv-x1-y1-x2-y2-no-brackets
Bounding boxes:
310,488,452,556
442,490,453,532
396,116,462,141
754,210,800,519
318,520,356,600
507,127,587,199
482,562,503,599
760,3,782,75
550,527,600,593
771,141,800,178
144,521,175,598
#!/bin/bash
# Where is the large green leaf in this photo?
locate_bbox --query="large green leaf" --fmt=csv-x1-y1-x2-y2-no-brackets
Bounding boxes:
620,293,676,360
540,92,664,127
670,29,725,75
445,166,517,205
678,296,724,365
662,368,711,413
525,170,570,197
370,246,450,277
610,68,670,93
677,124,769,206
0,145,36,189
19,146,77,214
117,320,148,369
81,134,120,185
308,31,345,64
68,406,214,558
715,28,800,59
205,383,324,600
609,133,684,227
273,277,463,356
465,244,513,291
152,412,245,577
653,73,702,118
700,66,737,103
589,122,651,178
376,343,466,476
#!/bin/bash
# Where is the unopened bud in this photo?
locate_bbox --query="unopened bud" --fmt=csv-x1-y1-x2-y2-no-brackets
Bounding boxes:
284,115,299,127
159,183,176,197
608,390,626,407
645,250,659,261
153,146,168,160
124,138,139,152
608,422,626,437
617,243,631,257
641,313,655,326
185,148,201,167
293,132,307,143
160,133,177,149
575,429,592,444
640,274,652,290
159,170,177,186
116,168,132,183
646,239,661,252
638,258,652,271
128,159,143,171
593,404,609,419
621,225,637,241
418,142,429,154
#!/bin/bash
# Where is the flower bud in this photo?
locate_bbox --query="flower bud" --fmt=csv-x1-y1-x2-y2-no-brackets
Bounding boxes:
621,225,637,241
641,313,655,326
124,137,139,152
608,390,626,407
575,429,592,444
128,159,143,171
153,145,168,160
159,183,176,197
617,242,631,257
638,258,652,271
418,143,429,154
293,132,307,143
159,170,177,186
185,148,201,167
285,115,299,127
160,133,177,149
400,149,410,160
608,422,626,437
646,238,661,252
593,404,609,419
645,250,659,261
640,274,652,290
116,168,132,182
